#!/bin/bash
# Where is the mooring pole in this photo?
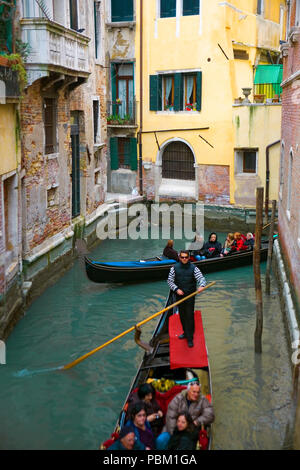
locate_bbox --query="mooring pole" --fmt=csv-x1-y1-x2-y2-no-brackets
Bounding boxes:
265,199,277,295
254,187,264,354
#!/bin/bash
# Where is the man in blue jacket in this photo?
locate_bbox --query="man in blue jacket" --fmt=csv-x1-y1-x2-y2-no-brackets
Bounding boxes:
167,250,206,348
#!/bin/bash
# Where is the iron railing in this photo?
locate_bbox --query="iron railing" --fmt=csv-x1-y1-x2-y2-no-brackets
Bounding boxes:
107,99,136,126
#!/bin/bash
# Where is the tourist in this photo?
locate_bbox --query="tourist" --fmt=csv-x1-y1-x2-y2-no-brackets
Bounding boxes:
167,250,207,348
244,232,255,249
220,233,235,257
233,232,247,251
202,233,222,258
126,383,164,437
107,426,144,450
163,240,179,261
124,403,155,450
166,413,199,450
156,381,214,450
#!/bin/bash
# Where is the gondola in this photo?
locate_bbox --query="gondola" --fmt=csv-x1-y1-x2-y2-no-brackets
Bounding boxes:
101,291,213,450
85,241,269,284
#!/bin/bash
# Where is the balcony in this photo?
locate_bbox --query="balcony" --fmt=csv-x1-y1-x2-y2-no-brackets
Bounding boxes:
107,100,137,128
20,18,91,86
0,58,20,102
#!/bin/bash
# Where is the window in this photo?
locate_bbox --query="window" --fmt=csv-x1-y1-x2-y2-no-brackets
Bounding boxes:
235,149,257,174
233,49,249,60
287,150,293,215
160,0,176,18
149,71,202,112
110,137,137,170
162,141,195,180
44,98,57,154
296,0,300,27
94,1,101,59
184,74,197,110
279,142,284,199
163,75,175,111
243,151,256,173
111,63,134,119
257,0,264,16
111,0,133,22
93,100,100,143
69,0,78,30
183,0,199,16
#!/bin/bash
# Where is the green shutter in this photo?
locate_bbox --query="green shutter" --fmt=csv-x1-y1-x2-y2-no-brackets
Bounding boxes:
174,73,184,111
150,75,162,111
130,138,138,171
196,71,202,111
150,75,158,111
110,137,119,170
111,63,117,114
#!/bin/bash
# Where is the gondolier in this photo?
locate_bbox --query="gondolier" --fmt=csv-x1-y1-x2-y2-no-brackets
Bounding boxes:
167,250,207,348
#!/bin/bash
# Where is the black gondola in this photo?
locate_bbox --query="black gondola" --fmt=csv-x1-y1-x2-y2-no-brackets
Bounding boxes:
101,292,213,450
86,242,268,284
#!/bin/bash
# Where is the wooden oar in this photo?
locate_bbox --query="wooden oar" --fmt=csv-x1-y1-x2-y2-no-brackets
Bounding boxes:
61,281,216,371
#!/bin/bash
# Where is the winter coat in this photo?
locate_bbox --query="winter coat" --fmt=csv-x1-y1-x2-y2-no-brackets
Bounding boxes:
164,390,214,434
126,392,163,437
202,234,222,258
167,427,199,450
163,246,179,261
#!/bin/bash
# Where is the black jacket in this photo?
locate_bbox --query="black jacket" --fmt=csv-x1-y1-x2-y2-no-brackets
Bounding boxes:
202,233,222,258
167,428,199,450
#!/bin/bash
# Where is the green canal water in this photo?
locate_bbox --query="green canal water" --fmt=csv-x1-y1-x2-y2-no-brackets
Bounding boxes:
0,234,294,450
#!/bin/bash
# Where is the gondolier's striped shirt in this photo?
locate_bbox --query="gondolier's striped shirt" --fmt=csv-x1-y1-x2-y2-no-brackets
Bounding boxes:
167,265,207,292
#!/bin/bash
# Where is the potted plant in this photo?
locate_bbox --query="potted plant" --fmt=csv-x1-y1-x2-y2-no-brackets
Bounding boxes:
253,94,265,103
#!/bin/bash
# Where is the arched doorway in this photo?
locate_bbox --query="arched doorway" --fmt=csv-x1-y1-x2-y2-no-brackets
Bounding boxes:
162,141,195,181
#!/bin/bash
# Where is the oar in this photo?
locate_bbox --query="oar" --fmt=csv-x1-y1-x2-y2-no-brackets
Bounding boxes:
61,281,216,371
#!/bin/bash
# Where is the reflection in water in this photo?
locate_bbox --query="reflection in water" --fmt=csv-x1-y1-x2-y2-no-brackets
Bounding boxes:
0,235,294,450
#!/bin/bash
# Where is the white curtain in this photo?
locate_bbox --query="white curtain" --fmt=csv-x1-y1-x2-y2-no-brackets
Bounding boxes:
186,76,194,105
118,80,127,118
165,77,173,108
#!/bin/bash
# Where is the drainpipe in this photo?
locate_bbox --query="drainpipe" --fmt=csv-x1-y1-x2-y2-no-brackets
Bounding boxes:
265,140,280,221
138,0,143,196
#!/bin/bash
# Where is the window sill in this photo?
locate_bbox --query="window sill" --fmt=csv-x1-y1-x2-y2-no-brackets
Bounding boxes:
106,21,136,30
156,110,200,115
45,153,59,160
235,172,258,177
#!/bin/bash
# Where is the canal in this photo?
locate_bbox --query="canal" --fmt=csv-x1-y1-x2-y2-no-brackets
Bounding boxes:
0,233,294,450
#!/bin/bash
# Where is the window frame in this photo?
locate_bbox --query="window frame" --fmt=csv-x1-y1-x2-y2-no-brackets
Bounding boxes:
160,0,177,18
162,74,175,111
235,148,258,175
296,0,300,27
43,97,57,155
184,73,197,110
182,0,200,17
110,0,134,23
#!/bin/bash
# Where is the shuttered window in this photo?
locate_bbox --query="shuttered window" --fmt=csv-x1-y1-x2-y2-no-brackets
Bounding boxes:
70,0,78,30
160,0,176,18
183,0,199,16
110,137,137,170
93,100,100,143
149,71,202,112
111,0,133,22
44,98,57,155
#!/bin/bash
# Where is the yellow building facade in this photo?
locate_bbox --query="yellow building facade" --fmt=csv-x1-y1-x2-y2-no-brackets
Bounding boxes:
134,0,286,206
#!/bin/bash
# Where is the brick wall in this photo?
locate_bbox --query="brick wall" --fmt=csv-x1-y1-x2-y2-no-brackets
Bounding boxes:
198,165,230,204
279,1,300,306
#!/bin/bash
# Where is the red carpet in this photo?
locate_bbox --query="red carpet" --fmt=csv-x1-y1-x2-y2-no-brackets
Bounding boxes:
169,311,208,370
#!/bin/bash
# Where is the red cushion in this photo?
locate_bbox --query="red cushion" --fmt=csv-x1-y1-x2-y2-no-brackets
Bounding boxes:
198,429,209,450
102,432,119,450
155,385,187,416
